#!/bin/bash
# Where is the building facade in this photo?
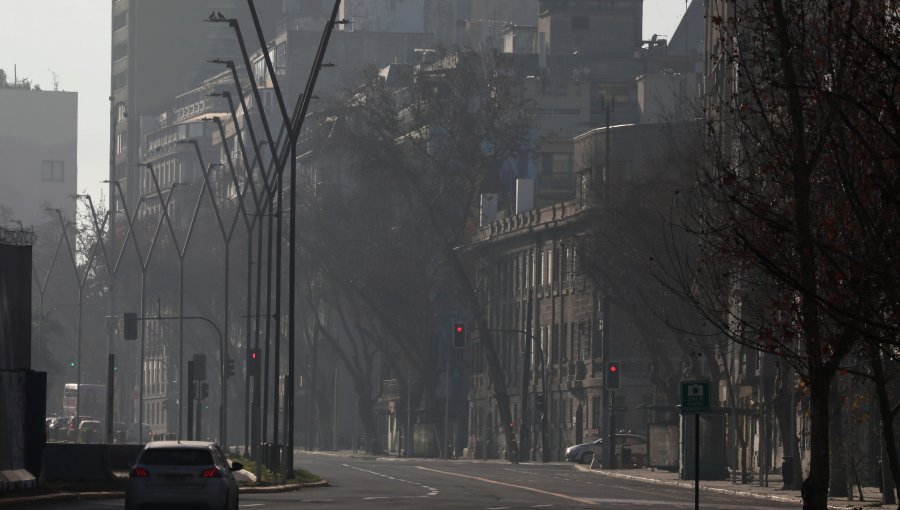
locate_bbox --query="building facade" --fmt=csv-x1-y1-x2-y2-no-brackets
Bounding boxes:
0,88,77,228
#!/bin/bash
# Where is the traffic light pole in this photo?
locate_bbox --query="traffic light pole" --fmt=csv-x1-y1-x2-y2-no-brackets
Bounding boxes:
125,313,223,441
608,391,616,469
444,353,451,459
187,361,195,441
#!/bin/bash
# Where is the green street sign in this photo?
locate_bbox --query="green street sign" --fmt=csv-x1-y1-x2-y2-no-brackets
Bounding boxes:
681,380,711,413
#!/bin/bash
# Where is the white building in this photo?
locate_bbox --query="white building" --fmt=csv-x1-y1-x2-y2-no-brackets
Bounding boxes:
0,88,77,228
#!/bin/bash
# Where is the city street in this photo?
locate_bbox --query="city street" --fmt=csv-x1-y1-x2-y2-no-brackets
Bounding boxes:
23,451,801,509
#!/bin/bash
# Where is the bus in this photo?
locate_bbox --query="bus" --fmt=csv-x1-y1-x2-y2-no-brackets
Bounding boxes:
62,383,106,422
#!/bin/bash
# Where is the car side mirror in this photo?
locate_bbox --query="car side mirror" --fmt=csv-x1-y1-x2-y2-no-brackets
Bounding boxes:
230,462,243,471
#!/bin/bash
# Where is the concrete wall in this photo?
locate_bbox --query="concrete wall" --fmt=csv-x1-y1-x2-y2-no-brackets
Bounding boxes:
41,444,144,483
0,89,77,228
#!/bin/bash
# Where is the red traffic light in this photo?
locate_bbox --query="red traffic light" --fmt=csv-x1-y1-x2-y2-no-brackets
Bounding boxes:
251,351,257,359
452,322,466,348
606,361,620,390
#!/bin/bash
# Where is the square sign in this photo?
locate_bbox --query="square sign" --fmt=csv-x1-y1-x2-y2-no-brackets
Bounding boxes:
681,380,711,413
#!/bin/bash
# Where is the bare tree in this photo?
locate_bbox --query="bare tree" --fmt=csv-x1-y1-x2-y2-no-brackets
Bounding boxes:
670,1,900,508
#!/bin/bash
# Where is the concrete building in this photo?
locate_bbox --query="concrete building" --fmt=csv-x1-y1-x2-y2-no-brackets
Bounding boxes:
0,88,77,229
110,0,281,208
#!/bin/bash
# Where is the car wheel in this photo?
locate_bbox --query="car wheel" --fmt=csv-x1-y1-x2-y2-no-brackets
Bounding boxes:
580,452,594,465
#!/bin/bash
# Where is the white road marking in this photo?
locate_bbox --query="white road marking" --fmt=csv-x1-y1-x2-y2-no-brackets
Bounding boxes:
487,507,510,509
415,466,595,505
240,504,264,508
343,463,439,500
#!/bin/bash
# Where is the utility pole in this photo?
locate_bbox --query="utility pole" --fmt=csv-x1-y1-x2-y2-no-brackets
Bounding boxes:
187,361,195,440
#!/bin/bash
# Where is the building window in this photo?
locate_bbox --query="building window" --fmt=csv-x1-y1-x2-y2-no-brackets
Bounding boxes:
113,11,127,32
41,161,64,181
591,396,601,428
112,42,127,62
116,131,127,154
572,16,590,30
113,71,127,92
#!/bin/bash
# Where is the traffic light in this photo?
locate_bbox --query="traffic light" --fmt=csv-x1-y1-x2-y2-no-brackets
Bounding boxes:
200,382,209,400
452,322,466,349
248,349,259,374
606,361,620,390
68,361,76,368
225,357,235,378
192,353,206,381
123,312,138,340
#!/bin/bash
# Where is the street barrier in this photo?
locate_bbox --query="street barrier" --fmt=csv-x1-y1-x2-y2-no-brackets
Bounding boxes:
40,444,144,484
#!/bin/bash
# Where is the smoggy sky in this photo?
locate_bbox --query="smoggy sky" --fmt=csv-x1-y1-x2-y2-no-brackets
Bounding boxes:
0,0,692,205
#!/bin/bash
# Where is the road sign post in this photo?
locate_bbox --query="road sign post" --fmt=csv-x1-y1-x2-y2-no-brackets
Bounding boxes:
681,380,710,510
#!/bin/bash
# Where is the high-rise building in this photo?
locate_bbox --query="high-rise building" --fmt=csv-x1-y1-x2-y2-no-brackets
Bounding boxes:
0,88,77,228
110,0,281,208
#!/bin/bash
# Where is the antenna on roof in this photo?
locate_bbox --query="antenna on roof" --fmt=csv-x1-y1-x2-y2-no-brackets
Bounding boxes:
49,69,60,91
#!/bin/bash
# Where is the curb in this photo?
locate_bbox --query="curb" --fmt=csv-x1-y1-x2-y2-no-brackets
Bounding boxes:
0,480,328,506
0,490,123,507
573,465,879,510
240,480,329,493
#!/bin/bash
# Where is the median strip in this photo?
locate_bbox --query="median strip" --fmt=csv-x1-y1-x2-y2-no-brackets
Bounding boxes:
415,466,595,506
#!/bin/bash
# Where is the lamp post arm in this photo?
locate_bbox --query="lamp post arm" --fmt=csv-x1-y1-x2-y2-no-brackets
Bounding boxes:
143,164,184,256
220,93,262,212
247,0,291,129
227,21,282,166
82,194,112,272
107,180,145,269
210,118,253,234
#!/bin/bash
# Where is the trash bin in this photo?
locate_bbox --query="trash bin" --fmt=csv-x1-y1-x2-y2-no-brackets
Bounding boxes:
621,447,632,468
782,457,794,487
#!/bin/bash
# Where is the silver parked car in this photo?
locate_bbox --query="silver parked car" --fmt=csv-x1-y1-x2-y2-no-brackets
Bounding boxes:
126,440,242,510
565,433,647,465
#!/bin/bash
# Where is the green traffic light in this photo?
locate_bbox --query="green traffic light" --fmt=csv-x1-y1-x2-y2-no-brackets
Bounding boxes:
68,362,76,367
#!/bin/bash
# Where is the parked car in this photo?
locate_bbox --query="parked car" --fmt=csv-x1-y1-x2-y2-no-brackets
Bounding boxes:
51,416,74,442
126,441,242,510
77,419,103,444
44,417,57,441
565,433,648,465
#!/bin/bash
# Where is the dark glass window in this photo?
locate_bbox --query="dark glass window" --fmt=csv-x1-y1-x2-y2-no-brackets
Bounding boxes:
139,448,213,466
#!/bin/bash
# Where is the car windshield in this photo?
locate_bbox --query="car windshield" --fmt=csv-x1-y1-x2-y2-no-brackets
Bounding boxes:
139,448,213,466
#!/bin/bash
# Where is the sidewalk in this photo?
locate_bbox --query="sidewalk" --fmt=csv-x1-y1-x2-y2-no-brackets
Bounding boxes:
0,479,328,506
574,464,886,509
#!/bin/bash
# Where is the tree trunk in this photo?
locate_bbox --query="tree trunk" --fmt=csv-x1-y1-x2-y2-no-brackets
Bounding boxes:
774,364,802,489
357,394,380,454
803,368,832,510
829,379,848,498
871,354,900,507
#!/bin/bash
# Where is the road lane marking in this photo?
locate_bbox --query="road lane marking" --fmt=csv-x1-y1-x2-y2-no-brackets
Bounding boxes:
240,504,264,508
486,507,510,509
343,463,439,499
415,466,595,505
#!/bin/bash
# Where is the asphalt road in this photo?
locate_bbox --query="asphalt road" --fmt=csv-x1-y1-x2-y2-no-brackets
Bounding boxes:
23,452,801,509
